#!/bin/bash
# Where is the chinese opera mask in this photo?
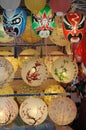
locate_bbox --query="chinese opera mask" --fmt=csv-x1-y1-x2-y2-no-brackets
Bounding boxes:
3,8,27,38
31,6,55,38
62,12,85,43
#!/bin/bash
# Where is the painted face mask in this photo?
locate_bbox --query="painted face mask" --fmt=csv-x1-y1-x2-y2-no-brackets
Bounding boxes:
62,12,85,43
3,8,27,38
31,6,55,38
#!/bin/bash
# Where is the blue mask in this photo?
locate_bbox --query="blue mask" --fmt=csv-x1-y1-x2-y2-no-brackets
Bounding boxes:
3,7,27,38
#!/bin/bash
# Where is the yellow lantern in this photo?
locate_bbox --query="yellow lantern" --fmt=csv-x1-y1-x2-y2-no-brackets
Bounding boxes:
19,97,48,126
48,96,77,126
18,48,39,68
0,97,18,125
21,16,41,43
51,56,78,83
24,0,46,14
0,51,18,73
21,58,48,87
43,84,66,105
0,15,14,43
44,51,64,73
0,85,14,98
49,16,70,46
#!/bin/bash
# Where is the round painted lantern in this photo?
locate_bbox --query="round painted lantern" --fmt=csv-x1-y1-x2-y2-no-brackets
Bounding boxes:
0,15,14,43
48,96,77,126
21,16,41,43
51,56,78,83
49,0,71,15
19,97,48,126
43,84,66,105
21,58,48,87
31,6,55,38
0,97,18,125
25,0,46,14
3,7,27,38
44,51,64,73
62,12,85,43
49,16,70,46
18,49,39,68
0,51,18,73
0,57,14,88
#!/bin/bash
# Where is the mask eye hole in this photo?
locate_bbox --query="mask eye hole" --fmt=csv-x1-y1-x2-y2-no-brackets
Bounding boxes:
11,18,21,25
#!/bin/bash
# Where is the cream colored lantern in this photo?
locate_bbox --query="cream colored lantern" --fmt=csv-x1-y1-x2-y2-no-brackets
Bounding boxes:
0,97,18,125
0,57,14,88
18,48,39,68
51,56,78,83
48,96,77,126
19,97,48,126
44,51,64,73
0,51,18,73
43,84,66,105
21,58,48,87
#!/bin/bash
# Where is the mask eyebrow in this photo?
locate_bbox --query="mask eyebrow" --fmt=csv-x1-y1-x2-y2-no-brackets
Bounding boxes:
78,15,85,26
63,15,71,26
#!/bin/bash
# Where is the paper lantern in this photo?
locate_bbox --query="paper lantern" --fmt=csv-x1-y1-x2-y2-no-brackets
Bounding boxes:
62,12,85,43
0,51,18,73
49,0,71,14
0,85,14,97
0,57,14,88
0,0,21,10
3,7,27,38
51,56,78,83
24,0,46,14
44,51,64,73
21,58,48,87
0,97,18,125
48,96,77,126
0,15,14,43
49,16,70,46
31,6,55,38
43,84,66,105
18,48,39,68
21,16,41,43
19,97,48,126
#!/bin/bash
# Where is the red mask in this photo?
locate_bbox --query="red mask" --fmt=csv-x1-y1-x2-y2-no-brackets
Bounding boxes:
62,12,85,43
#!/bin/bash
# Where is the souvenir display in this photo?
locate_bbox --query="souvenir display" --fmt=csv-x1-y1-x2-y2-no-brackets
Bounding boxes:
0,97,18,125
21,16,41,43
62,12,85,43
48,96,77,125
3,7,27,38
32,6,55,38
0,57,14,88
51,56,78,83
21,58,48,87
19,97,48,126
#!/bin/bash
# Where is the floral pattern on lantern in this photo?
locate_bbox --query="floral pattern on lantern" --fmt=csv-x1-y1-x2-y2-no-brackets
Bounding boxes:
19,97,48,126
48,96,77,126
51,56,78,83
21,58,48,87
0,97,18,126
